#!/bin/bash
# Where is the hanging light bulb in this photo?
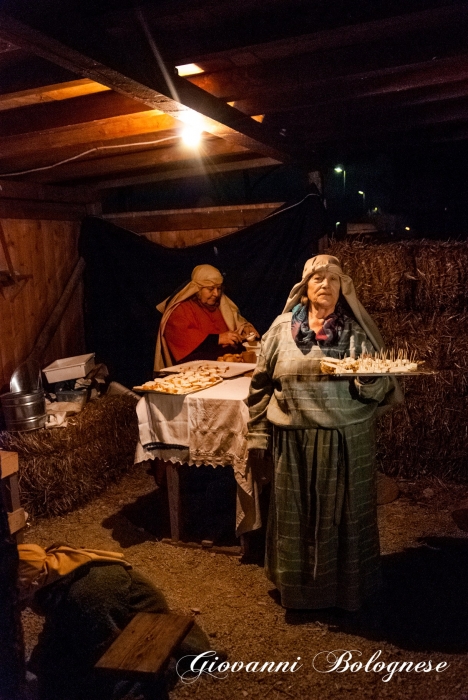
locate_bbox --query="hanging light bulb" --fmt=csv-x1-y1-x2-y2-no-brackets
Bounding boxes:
180,109,203,147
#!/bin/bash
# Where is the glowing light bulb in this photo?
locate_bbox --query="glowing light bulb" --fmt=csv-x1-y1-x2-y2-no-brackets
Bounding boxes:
179,109,203,147
181,126,202,146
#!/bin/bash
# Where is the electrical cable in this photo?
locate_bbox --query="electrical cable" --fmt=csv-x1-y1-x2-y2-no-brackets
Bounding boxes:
0,135,179,177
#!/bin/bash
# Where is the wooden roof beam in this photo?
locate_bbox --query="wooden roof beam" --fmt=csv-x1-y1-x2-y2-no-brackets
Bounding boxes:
103,203,284,233
0,11,298,165
94,156,280,190
0,54,78,96
176,3,468,69
187,30,468,104
0,90,156,137
0,78,109,112
289,95,468,146
0,179,96,203
5,136,251,184
0,112,177,162
232,55,468,116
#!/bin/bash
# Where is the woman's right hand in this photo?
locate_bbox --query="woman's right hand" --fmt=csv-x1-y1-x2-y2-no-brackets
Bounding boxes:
219,331,243,346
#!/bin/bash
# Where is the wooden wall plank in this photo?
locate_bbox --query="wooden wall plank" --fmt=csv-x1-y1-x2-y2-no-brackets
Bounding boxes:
0,218,84,391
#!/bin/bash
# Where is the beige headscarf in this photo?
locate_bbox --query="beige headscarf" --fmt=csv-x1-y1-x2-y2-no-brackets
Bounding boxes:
154,264,248,370
283,254,403,409
17,544,131,602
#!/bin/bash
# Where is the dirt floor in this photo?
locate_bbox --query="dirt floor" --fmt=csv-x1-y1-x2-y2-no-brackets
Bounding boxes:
21,463,468,700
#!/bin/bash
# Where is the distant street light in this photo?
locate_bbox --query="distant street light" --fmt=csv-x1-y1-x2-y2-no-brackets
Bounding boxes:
334,166,346,196
358,190,366,213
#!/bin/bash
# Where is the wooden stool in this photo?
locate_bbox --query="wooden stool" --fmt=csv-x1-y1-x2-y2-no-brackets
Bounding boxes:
0,450,27,541
95,612,194,678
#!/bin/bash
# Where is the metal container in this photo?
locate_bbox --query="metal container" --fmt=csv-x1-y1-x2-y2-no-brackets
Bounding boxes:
1,390,47,432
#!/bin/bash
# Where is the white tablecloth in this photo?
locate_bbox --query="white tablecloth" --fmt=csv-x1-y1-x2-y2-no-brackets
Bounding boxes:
135,377,262,535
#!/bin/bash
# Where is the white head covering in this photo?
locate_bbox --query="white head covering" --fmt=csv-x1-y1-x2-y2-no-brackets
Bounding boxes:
283,254,385,351
154,264,248,370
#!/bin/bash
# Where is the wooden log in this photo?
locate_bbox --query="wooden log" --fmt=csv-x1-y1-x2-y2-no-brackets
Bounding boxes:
26,257,85,365
95,612,193,676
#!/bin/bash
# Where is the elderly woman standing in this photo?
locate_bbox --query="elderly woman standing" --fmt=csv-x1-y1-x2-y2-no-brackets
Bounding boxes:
247,255,401,611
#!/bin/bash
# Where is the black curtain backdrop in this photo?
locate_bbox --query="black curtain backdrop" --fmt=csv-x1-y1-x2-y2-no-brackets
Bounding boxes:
79,190,326,388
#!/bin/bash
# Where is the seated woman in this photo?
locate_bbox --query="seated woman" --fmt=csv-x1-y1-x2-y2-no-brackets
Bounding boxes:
154,264,258,370
18,543,217,700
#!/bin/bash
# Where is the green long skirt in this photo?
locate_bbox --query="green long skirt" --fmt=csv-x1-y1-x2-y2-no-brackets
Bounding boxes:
266,420,381,611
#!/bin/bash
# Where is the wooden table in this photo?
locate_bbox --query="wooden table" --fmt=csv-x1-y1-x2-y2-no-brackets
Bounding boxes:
135,377,261,553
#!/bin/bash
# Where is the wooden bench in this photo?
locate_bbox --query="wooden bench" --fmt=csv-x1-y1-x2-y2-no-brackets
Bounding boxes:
95,612,194,678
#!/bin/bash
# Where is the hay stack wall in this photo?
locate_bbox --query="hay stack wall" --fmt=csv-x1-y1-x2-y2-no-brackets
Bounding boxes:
326,239,468,481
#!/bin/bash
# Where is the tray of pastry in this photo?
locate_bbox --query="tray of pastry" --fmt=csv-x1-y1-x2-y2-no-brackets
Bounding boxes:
133,375,224,395
319,356,436,376
158,359,256,379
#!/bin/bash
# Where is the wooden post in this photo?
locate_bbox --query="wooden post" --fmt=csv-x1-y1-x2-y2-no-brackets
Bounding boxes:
165,462,182,542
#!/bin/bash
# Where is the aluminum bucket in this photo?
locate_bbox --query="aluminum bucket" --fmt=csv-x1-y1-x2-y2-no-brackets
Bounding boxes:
0,390,47,432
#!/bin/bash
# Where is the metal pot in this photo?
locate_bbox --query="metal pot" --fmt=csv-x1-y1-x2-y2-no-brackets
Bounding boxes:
0,390,47,432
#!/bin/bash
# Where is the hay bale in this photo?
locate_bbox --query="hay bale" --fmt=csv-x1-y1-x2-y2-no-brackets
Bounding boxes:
0,395,139,518
372,311,468,374
377,380,468,481
414,241,468,312
326,238,468,481
326,239,416,312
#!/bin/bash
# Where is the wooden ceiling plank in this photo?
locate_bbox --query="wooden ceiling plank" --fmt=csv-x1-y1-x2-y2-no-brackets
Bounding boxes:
230,53,468,116
95,156,280,189
289,94,468,146
0,198,86,220
0,54,78,96
0,179,96,203
3,136,251,184
0,11,295,164
0,90,159,137
177,4,468,68
103,202,283,232
0,78,110,112
0,112,178,161
187,29,468,104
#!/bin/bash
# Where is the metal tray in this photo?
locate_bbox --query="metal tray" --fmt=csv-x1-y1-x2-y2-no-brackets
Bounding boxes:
133,378,224,395
159,359,257,378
